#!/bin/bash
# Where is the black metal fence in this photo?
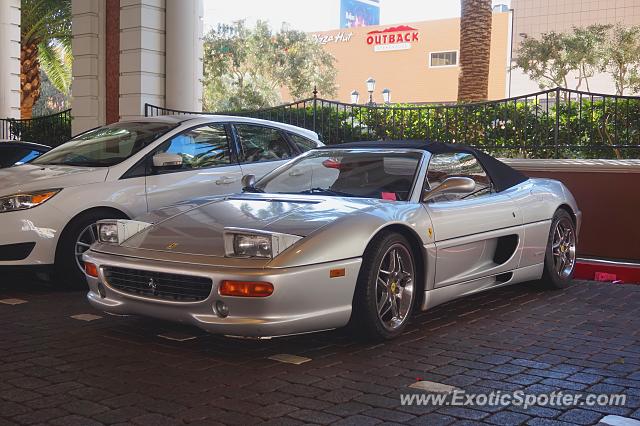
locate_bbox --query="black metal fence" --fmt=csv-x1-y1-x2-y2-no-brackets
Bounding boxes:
146,87,640,159
0,109,72,148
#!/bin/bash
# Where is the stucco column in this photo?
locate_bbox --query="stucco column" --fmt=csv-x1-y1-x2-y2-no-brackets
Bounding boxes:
165,0,203,112
71,0,106,134
0,0,21,120
119,0,166,120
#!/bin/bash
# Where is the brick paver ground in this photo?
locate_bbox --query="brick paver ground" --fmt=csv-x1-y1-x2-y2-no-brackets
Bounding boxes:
1,273,639,425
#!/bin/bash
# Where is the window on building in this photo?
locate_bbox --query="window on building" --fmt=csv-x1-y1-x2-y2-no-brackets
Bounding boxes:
429,51,458,67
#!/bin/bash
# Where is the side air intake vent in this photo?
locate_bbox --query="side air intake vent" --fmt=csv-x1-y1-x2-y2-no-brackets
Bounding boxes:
496,272,513,283
493,235,519,264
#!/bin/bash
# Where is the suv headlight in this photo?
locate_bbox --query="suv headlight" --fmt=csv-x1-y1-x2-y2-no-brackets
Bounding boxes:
0,189,61,213
223,229,302,258
96,219,152,244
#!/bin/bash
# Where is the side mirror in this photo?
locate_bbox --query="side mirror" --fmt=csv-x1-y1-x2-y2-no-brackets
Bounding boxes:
241,174,256,190
152,153,182,170
423,176,476,202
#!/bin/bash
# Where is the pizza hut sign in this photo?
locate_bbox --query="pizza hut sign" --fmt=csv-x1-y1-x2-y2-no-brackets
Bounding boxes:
366,25,419,52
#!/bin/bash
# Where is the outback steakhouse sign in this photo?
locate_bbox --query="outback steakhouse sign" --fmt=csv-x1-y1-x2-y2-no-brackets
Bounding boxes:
366,25,419,52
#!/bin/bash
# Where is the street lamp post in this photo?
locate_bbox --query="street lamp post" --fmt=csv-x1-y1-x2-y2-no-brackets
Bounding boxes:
366,77,376,105
381,88,391,104
350,90,360,104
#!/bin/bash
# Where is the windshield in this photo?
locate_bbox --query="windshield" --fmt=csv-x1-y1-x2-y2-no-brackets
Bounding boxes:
255,149,423,201
32,121,178,167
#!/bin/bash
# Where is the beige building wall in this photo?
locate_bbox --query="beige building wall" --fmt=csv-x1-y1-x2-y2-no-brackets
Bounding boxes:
307,13,511,104
512,0,640,42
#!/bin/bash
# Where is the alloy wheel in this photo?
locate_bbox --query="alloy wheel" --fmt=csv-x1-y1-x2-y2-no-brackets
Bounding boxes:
375,243,415,331
551,217,576,279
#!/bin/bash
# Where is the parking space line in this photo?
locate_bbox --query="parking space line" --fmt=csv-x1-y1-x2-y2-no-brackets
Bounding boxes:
71,314,103,321
268,354,312,365
157,332,198,342
409,380,460,393
600,415,640,426
0,298,28,305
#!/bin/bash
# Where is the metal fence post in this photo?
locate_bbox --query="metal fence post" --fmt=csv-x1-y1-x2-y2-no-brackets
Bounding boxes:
312,86,318,132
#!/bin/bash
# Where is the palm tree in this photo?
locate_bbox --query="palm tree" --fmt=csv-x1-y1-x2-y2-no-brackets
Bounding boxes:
457,0,493,102
21,0,72,119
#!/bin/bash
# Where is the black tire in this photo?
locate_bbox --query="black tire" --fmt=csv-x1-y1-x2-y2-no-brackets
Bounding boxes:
351,231,417,340
539,209,576,289
55,209,127,290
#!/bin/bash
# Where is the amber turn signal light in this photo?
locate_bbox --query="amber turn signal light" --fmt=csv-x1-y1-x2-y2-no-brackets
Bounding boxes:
330,268,345,278
84,262,99,278
219,280,274,297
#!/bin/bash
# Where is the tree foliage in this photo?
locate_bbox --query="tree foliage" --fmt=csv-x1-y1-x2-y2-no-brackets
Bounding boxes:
38,40,72,95
202,21,337,111
602,24,640,96
515,24,640,95
20,0,72,118
565,25,609,91
516,31,573,89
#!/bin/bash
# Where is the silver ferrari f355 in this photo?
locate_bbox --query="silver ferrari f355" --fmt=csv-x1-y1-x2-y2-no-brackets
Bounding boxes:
83,141,581,340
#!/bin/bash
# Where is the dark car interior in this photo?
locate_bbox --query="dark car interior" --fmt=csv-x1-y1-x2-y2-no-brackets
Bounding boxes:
0,143,50,168
329,157,415,201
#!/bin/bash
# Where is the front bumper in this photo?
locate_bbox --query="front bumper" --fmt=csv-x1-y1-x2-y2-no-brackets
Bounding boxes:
83,249,362,337
0,206,65,266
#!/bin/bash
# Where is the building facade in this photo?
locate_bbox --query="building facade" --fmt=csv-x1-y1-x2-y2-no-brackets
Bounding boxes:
0,0,204,134
309,12,511,104
510,0,640,96
0,0,21,119
512,0,640,41
71,0,204,134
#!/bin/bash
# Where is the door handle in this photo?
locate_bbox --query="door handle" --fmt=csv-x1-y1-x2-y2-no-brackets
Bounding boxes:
215,176,237,185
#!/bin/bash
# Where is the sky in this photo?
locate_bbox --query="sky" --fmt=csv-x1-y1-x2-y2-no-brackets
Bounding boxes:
203,0,511,33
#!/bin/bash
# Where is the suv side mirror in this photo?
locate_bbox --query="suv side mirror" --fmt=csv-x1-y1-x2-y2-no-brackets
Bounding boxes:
152,153,182,170
241,174,256,190
423,176,476,202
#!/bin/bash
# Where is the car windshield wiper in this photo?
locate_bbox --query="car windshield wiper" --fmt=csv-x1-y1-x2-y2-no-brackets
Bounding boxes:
299,187,356,197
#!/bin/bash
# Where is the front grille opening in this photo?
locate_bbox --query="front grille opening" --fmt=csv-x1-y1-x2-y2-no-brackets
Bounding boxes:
103,266,213,302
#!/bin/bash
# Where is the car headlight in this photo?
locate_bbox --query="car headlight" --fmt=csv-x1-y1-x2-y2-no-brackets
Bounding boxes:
223,228,302,258
0,189,61,213
96,219,152,244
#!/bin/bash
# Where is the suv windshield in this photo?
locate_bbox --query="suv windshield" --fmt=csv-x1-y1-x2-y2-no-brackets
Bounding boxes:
255,149,422,201
32,121,178,167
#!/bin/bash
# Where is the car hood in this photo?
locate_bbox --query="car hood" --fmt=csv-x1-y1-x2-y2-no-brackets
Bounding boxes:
0,163,108,195
120,194,380,257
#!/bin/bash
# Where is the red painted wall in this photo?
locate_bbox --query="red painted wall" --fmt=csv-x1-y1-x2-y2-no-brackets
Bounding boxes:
521,169,640,262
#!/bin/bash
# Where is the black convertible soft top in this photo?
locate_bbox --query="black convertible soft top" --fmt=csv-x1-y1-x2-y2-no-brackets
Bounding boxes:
316,140,528,193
